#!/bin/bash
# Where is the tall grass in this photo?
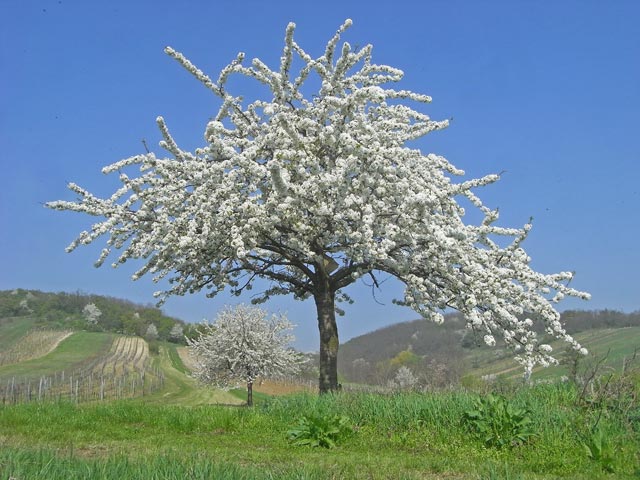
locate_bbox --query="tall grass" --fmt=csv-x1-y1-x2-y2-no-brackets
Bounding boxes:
0,448,333,480
1,384,638,478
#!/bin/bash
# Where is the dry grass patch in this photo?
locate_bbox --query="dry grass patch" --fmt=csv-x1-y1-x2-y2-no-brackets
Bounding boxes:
254,380,315,396
175,346,198,372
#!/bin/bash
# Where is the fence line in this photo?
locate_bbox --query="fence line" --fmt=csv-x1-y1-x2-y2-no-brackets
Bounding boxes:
0,335,164,405
1,367,165,405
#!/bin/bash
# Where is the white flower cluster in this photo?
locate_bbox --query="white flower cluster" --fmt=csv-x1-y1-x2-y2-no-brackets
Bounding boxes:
186,304,303,388
389,365,419,391
145,323,158,340
82,303,102,326
48,20,590,374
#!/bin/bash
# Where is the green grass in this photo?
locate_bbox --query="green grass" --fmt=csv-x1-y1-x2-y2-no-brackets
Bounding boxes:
0,331,113,380
166,342,189,374
1,385,638,479
134,344,242,406
229,386,272,405
0,316,36,351
1,320,638,477
0,447,338,480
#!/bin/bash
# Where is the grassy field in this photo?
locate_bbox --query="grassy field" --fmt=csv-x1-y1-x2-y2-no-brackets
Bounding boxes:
1,385,638,479
0,318,638,478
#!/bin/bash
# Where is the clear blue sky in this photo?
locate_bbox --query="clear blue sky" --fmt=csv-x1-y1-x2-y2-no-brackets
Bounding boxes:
1,0,638,351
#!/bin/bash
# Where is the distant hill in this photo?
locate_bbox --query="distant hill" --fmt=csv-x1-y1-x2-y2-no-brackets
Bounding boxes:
0,292,297,406
0,289,194,343
338,309,640,386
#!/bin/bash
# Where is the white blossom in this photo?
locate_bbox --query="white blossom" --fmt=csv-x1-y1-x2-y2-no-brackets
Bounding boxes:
145,323,158,340
48,20,590,387
19,298,32,313
187,304,304,404
483,334,496,347
389,366,419,391
169,323,184,341
82,303,102,326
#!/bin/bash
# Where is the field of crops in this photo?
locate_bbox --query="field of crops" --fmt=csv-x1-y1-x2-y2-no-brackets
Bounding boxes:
0,334,163,404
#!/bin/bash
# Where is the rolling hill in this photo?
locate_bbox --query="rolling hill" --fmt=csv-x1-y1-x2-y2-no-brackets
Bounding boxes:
0,289,192,342
0,291,301,405
338,309,640,385
2,289,639,395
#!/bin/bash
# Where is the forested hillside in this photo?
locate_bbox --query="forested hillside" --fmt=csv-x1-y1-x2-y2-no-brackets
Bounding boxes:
338,310,640,386
0,289,194,343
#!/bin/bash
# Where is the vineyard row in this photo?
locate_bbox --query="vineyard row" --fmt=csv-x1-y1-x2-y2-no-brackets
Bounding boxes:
0,335,164,405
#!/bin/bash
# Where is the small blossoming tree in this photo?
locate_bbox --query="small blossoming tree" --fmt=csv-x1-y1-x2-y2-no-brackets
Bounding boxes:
82,303,102,327
48,20,589,393
145,323,159,341
168,323,184,342
187,304,303,406
389,366,419,392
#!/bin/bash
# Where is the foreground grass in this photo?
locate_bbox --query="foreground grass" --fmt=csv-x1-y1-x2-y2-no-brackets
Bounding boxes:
1,385,638,479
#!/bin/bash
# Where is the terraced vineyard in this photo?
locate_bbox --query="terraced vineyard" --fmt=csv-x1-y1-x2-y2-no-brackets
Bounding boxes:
0,333,163,404
0,329,73,366
94,336,150,376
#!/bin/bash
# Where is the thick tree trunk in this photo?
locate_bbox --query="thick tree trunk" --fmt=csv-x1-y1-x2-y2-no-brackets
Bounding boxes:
246,381,253,407
314,279,339,394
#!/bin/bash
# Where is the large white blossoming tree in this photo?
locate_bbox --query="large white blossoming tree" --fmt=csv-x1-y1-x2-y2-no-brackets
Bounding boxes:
187,304,303,406
48,20,589,393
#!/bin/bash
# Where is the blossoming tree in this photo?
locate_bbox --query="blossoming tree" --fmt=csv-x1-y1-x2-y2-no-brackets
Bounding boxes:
48,20,589,393
82,303,102,327
187,304,303,406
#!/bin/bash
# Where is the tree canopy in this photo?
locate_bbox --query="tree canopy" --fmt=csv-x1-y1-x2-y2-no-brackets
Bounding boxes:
48,20,589,392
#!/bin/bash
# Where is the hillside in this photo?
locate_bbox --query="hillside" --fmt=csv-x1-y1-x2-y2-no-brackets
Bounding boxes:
338,309,640,386
0,289,193,342
0,302,638,478
0,291,307,405
465,326,640,381
3,289,639,390
0,315,242,405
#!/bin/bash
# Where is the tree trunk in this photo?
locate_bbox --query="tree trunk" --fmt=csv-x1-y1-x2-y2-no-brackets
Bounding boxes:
247,381,253,407
314,279,339,394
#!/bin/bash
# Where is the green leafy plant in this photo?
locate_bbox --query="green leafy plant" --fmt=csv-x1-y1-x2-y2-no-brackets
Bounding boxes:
463,394,535,448
287,414,352,448
582,427,616,473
